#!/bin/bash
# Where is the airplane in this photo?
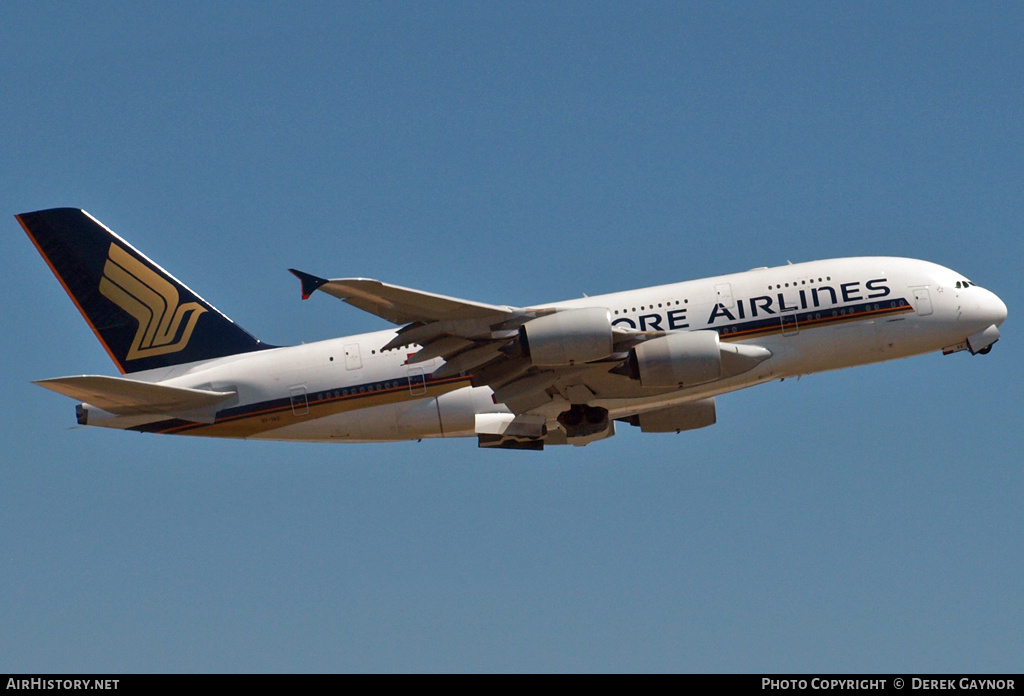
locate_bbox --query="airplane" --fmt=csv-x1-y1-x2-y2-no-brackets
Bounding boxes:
17,208,1007,450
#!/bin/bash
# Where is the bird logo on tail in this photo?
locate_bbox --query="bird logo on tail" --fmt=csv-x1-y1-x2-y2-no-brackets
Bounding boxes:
98,242,207,361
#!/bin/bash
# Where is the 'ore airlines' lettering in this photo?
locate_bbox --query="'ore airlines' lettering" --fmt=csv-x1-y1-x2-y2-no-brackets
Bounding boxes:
611,278,891,331
707,278,891,324
612,308,689,330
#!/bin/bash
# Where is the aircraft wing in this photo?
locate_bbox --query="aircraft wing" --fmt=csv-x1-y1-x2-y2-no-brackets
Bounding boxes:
288,271,517,324
35,375,236,423
290,270,663,415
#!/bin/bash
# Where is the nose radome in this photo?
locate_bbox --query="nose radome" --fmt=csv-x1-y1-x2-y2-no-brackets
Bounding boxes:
990,291,1008,327
975,288,1008,328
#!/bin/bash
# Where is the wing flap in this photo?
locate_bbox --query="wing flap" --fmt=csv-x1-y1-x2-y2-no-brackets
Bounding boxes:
35,375,236,422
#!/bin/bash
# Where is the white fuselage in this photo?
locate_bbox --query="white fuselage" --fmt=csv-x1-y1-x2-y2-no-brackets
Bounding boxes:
80,257,1006,442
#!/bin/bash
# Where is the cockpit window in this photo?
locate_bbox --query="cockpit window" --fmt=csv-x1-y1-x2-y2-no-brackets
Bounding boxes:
956,280,973,289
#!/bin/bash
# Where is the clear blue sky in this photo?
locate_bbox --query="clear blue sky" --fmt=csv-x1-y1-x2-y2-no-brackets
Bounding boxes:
2,2,1021,672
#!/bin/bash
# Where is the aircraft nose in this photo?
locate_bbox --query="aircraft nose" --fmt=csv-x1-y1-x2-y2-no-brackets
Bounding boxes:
979,288,1007,328
987,290,1003,329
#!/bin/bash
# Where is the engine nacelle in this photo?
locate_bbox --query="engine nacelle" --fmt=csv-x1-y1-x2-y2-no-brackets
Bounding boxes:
519,307,614,367
621,398,717,433
627,330,722,387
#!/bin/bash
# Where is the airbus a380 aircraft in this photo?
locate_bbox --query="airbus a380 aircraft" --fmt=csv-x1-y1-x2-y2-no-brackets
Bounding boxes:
18,208,1007,450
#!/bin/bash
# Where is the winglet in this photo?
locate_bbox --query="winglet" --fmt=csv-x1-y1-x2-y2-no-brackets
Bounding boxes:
289,269,329,300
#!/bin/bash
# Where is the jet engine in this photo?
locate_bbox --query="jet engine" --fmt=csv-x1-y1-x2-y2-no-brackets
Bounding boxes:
518,307,614,366
620,398,717,433
621,330,722,387
617,330,772,388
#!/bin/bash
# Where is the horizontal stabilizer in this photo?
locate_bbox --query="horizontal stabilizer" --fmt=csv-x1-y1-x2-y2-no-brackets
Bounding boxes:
34,375,236,423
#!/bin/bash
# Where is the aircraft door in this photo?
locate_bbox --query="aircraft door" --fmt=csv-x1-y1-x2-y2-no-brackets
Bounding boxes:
714,283,734,309
408,366,427,396
344,343,362,370
912,287,933,316
289,386,309,416
780,311,799,336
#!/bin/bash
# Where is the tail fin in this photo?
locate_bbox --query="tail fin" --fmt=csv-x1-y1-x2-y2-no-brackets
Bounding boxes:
17,208,271,373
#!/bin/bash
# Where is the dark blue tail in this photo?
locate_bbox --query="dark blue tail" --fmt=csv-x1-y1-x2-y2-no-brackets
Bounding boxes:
17,208,271,374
